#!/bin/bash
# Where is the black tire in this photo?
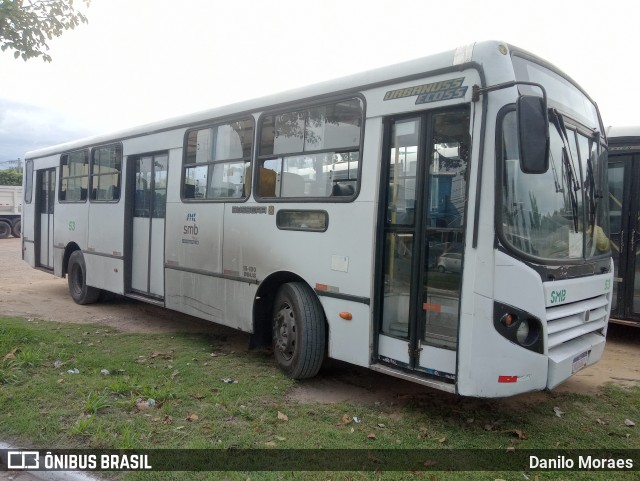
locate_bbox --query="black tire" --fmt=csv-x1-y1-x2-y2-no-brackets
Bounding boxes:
437,265,445,273
67,250,101,305
11,219,21,238
272,282,326,379
0,220,10,239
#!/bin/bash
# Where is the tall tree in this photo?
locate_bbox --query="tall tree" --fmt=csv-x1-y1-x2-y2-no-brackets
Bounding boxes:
0,0,90,62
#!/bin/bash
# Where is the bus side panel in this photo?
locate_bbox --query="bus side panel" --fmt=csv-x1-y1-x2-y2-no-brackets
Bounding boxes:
223,201,374,299
165,202,224,274
54,202,89,270
85,254,125,294
86,201,125,291
223,199,374,365
87,203,125,259
164,269,254,332
53,246,65,277
124,131,184,157
364,69,481,118
23,240,36,267
320,297,371,367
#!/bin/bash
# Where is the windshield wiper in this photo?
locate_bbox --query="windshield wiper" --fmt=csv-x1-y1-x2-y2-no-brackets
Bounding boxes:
562,148,580,232
550,109,580,232
585,144,597,227
585,131,603,228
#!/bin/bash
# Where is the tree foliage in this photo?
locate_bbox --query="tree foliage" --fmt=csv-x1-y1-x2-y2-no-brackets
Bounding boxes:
0,168,22,185
0,0,90,62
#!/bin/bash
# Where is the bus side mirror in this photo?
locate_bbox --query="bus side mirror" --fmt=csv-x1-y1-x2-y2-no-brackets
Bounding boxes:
517,95,549,174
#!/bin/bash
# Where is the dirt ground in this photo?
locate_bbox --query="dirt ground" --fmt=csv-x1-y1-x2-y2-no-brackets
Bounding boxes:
2,236,640,406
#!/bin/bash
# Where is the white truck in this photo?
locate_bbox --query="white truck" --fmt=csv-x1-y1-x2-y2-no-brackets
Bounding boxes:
0,185,22,238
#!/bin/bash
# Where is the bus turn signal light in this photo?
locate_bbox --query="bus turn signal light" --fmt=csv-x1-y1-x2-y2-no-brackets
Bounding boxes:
339,312,353,321
501,313,516,327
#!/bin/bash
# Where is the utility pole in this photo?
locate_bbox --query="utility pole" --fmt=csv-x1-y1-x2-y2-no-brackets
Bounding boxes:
0,159,22,172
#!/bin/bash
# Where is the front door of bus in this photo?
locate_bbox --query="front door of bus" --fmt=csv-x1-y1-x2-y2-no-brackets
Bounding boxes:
36,168,55,269
609,154,640,323
376,108,470,380
130,154,168,298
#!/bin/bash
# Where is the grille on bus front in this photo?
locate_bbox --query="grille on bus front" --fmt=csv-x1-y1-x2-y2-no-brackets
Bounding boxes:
545,295,609,350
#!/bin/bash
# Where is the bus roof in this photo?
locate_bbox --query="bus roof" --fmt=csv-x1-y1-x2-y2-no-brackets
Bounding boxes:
25,40,546,160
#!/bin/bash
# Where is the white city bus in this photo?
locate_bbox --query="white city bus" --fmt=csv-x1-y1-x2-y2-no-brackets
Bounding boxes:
607,126,640,326
22,41,612,397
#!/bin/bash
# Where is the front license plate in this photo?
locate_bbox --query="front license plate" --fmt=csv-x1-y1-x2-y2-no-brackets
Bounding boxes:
572,351,588,373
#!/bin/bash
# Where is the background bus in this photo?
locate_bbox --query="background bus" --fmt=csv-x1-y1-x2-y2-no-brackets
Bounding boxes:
22,41,612,397
607,126,640,326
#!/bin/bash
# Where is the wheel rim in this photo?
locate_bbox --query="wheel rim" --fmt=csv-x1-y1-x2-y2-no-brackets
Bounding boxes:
274,302,296,361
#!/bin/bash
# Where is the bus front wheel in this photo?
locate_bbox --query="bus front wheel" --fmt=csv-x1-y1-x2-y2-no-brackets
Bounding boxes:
272,282,325,379
67,250,101,305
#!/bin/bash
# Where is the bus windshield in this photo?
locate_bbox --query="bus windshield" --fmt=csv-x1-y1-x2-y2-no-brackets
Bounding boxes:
499,58,609,262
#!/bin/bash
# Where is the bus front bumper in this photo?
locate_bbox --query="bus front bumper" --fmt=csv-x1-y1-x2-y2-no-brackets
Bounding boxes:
546,332,606,390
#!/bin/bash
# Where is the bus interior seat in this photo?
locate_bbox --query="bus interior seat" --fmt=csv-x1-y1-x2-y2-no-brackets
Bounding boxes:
280,172,305,197
107,185,118,199
184,183,196,199
258,167,276,197
331,182,355,197
209,182,237,198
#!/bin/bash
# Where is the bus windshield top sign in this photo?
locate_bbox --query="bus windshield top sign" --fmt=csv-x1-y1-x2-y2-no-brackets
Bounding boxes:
384,77,468,105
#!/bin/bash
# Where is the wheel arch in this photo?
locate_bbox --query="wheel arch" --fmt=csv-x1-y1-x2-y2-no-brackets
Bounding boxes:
250,271,328,350
62,242,82,277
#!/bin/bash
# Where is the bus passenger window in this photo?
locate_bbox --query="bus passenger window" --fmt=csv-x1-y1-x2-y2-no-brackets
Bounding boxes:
183,183,195,199
257,98,362,200
59,149,89,202
182,118,254,201
90,144,122,202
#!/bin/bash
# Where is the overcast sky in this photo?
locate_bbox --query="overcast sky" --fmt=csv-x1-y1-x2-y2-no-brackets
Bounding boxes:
0,0,637,162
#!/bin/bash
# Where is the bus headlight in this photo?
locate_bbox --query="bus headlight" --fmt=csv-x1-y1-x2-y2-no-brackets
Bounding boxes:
494,302,543,353
516,319,530,344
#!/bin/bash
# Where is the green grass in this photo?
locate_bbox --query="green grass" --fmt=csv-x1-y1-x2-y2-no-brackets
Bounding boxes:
1,316,639,481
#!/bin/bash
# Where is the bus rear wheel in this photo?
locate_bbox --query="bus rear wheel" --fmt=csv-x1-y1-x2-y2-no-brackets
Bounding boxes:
67,250,101,305
272,282,325,379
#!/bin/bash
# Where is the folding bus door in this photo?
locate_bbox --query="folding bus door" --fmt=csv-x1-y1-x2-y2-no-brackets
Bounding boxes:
376,108,470,382
130,153,168,298
36,168,55,269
